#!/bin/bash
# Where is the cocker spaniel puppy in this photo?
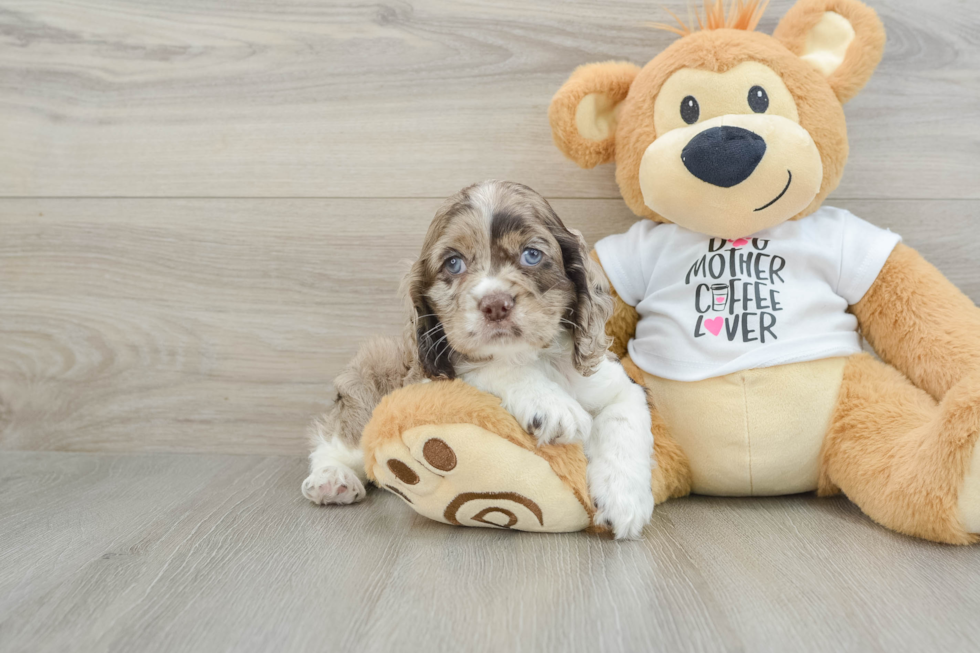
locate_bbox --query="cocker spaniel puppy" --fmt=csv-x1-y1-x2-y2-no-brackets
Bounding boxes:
303,180,654,539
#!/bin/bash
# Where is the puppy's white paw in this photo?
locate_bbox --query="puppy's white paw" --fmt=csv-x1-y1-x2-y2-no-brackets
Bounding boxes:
589,472,655,540
302,465,366,505
592,492,654,540
511,394,592,446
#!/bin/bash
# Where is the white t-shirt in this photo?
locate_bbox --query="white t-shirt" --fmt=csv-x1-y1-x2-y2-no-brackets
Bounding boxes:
595,206,901,382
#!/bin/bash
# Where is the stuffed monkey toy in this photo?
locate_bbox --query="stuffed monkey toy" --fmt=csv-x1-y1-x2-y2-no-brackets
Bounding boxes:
363,0,980,543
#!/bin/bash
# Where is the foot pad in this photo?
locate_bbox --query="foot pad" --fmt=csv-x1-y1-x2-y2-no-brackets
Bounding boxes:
370,423,591,532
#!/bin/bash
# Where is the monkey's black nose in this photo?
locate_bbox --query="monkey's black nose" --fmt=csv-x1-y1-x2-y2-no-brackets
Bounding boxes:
681,126,766,188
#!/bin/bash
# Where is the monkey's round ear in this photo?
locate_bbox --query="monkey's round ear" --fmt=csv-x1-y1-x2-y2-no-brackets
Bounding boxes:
548,61,641,169
773,0,885,104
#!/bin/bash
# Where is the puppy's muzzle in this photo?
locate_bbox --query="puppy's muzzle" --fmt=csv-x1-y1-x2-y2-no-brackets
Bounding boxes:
479,292,515,322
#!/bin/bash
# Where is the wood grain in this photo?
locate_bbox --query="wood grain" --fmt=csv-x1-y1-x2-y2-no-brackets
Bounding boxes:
2,198,978,455
0,0,977,199
1,451,979,653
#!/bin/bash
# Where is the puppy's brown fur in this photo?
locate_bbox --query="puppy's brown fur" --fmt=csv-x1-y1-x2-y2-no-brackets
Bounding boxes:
317,180,611,449
404,180,612,380
312,336,420,448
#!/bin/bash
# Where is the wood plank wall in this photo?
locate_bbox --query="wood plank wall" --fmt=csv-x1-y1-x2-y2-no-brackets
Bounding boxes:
1,0,978,454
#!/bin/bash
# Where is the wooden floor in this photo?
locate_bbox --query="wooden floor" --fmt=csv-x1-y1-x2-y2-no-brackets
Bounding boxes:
2,451,980,653
2,0,980,650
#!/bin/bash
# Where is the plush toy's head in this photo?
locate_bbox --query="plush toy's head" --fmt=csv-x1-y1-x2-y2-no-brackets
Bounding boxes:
549,0,885,240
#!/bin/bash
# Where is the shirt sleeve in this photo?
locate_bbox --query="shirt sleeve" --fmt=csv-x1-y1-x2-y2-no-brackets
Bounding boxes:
594,220,660,307
836,210,902,305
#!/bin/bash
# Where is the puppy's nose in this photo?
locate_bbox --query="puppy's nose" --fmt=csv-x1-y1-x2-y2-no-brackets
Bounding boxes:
479,292,515,322
682,126,766,188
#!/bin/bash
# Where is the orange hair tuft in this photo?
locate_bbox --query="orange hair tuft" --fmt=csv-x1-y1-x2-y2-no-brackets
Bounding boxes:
650,0,771,37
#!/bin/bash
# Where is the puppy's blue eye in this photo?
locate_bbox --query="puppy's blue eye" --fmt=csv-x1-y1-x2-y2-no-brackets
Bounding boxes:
520,248,543,266
445,256,466,275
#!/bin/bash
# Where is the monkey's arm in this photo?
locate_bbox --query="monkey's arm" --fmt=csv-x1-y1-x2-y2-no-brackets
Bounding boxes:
852,243,980,401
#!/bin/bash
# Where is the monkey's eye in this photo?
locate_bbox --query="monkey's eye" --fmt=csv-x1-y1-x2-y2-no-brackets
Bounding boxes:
444,256,466,275
680,95,700,124
748,86,769,113
520,248,543,267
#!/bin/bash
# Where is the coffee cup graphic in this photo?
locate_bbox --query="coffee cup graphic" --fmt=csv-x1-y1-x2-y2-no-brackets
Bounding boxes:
711,283,729,312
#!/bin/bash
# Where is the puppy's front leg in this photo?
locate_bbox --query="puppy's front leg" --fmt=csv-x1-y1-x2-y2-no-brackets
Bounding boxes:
462,365,592,446
572,360,655,539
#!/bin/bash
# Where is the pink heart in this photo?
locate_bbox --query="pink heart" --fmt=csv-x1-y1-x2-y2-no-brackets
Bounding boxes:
729,238,750,248
704,317,723,336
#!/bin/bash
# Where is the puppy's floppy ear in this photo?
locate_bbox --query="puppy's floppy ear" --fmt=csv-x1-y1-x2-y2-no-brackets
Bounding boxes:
403,259,456,380
773,0,885,104
556,227,614,376
549,61,640,169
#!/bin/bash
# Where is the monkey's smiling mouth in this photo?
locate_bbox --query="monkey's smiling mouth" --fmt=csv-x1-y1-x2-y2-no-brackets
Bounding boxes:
754,169,793,212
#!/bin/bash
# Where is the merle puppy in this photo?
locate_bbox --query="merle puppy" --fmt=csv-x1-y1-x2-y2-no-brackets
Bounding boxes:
303,180,654,539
